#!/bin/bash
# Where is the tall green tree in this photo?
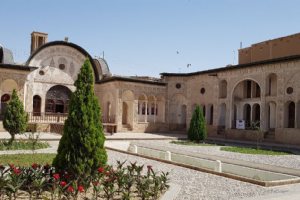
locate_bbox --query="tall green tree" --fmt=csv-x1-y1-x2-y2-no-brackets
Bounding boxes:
3,89,28,144
188,105,207,142
53,59,107,177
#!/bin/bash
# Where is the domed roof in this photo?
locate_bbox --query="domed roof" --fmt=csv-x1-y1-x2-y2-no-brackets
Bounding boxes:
93,57,112,79
0,44,14,64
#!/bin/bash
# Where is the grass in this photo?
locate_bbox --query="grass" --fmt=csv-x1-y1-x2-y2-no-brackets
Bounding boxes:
220,146,291,155
0,154,56,166
170,140,217,146
0,140,50,150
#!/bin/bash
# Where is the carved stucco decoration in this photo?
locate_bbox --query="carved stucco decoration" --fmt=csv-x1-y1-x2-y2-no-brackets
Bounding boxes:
28,45,85,81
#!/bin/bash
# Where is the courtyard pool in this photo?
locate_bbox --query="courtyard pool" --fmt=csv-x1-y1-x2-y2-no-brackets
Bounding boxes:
128,143,300,186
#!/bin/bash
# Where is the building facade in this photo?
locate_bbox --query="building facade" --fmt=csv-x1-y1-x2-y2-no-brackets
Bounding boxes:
1,32,300,145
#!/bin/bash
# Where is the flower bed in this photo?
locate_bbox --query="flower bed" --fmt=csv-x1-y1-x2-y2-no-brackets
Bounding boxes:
0,161,169,200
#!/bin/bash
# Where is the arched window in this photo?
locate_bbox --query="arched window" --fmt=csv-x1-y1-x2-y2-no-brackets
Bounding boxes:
45,99,55,113
243,80,261,98
45,85,71,114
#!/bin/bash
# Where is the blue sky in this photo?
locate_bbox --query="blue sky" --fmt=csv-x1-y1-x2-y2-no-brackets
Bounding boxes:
1,0,299,77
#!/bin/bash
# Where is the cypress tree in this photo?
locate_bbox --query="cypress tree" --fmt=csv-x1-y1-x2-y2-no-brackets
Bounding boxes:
53,59,107,176
3,89,28,145
188,105,207,142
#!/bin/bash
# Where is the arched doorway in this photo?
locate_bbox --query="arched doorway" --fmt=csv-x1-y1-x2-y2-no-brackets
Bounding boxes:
121,90,134,128
218,103,226,127
268,102,276,130
181,105,187,128
45,85,72,114
169,93,187,130
33,95,42,116
1,94,10,115
122,102,128,124
244,104,251,128
285,101,295,128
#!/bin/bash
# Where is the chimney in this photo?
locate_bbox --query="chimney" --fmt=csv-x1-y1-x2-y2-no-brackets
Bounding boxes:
31,31,48,54
64,37,69,42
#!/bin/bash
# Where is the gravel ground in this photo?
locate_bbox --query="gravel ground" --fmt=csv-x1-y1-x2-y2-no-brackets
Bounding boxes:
136,140,300,170
107,150,291,200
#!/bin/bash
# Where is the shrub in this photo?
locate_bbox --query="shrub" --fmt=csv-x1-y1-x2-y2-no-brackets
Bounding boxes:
3,89,28,145
188,105,207,142
53,59,107,178
0,162,169,200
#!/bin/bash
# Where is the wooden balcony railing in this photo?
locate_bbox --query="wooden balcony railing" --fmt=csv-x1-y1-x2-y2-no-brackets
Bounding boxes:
28,112,68,123
28,113,116,124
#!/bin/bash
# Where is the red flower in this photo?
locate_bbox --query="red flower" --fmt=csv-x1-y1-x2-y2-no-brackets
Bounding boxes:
78,185,84,193
60,181,67,187
53,173,60,180
67,186,74,193
31,163,38,169
13,168,21,175
93,181,99,186
97,167,104,173
64,174,70,179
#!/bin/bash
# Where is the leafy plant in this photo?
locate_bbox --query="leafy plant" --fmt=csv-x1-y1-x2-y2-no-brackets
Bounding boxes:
0,140,49,151
3,89,28,145
188,105,207,142
53,59,107,178
0,162,169,200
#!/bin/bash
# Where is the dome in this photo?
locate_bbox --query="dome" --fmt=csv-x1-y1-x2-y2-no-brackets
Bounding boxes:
93,57,112,79
0,44,14,64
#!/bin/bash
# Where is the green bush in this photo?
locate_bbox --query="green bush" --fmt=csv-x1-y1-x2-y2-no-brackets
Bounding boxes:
0,140,49,150
188,105,207,142
53,59,107,177
3,89,28,145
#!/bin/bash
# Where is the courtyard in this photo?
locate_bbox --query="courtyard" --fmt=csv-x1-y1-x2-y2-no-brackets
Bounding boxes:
1,131,300,200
